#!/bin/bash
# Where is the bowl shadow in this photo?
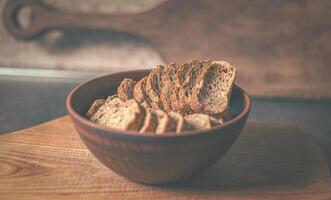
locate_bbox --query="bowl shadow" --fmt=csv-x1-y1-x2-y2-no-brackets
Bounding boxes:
160,122,325,191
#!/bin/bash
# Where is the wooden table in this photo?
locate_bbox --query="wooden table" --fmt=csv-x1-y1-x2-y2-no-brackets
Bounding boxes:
0,117,330,199
1,1,331,199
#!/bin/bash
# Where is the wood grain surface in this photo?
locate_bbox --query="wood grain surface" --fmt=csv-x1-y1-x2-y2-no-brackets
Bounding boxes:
0,116,330,200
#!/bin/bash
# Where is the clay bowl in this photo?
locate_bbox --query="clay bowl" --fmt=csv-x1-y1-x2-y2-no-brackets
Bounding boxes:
66,69,251,185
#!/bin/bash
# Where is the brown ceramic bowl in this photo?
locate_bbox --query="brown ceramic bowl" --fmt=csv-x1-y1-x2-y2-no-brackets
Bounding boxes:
66,69,250,185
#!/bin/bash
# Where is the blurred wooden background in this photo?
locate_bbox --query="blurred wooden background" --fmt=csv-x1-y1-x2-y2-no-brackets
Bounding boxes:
0,0,166,71
0,0,330,99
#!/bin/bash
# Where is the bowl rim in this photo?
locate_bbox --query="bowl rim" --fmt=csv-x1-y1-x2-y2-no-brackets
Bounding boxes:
66,69,251,138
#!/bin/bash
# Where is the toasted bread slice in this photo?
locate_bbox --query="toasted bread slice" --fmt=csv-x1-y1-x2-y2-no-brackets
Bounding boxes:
146,65,165,111
184,113,214,130
160,63,180,112
168,112,185,133
170,60,207,115
86,99,105,119
191,61,237,115
139,109,158,133
152,110,176,134
91,99,144,131
153,110,169,134
179,60,205,115
173,62,192,88
117,78,136,101
133,76,152,109
170,62,192,113
90,96,123,123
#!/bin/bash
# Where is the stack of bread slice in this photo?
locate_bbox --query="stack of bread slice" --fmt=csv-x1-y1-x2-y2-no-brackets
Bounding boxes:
86,60,237,134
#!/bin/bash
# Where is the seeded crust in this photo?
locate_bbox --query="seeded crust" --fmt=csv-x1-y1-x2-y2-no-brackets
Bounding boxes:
191,61,237,115
160,63,180,112
86,99,105,119
139,109,158,133
168,112,185,133
106,94,119,101
133,77,152,110
173,62,192,88
170,60,209,115
170,62,192,113
117,78,136,101
91,99,144,131
178,60,207,115
145,65,165,111
184,113,214,130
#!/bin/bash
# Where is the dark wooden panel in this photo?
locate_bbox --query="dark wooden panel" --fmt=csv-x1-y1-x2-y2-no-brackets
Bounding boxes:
2,0,331,98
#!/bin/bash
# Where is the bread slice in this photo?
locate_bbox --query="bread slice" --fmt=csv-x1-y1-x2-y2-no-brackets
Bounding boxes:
169,60,208,115
133,76,152,109
145,65,165,111
168,112,185,134
90,95,119,117
191,61,237,115
160,63,180,112
86,99,105,119
139,109,158,133
90,96,123,123
103,94,121,107
117,78,136,101
184,113,214,130
153,110,177,134
173,62,192,88
170,62,192,113
179,60,205,115
91,99,145,131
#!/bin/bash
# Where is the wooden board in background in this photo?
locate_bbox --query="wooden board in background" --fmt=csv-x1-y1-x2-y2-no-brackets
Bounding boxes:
0,116,330,199
1,0,331,99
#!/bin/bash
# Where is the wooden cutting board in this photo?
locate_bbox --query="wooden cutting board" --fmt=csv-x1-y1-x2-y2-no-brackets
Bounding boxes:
0,116,330,200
